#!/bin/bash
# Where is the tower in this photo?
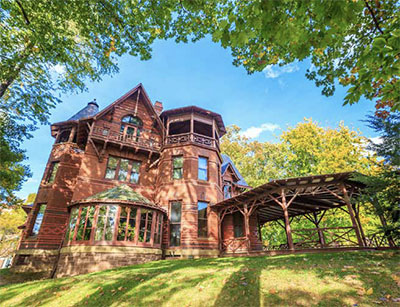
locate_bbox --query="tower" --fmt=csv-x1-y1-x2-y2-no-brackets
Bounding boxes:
157,106,226,257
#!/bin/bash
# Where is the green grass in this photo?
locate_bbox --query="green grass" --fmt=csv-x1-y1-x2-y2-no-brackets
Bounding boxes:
1,250,399,306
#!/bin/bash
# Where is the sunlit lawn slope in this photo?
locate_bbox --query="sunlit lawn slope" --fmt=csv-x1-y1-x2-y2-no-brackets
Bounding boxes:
1,250,399,306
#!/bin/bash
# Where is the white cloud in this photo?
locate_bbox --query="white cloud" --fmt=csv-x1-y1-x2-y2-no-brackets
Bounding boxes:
241,123,280,139
51,64,66,74
263,63,299,79
369,136,383,145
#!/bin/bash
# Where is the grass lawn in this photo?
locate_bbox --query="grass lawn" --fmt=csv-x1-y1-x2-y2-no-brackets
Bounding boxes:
0,250,399,306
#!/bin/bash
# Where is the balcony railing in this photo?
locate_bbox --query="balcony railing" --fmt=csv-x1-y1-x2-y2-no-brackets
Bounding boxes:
166,132,220,150
91,127,162,151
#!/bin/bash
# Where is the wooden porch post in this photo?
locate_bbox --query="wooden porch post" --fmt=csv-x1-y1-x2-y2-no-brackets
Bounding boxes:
68,126,76,143
313,212,326,247
352,203,368,246
243,204,251,252
281,190,294,251
217,211,222,253
341,185,364,247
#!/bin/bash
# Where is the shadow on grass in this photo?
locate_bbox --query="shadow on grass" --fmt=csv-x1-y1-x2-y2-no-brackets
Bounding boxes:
0,250,399,306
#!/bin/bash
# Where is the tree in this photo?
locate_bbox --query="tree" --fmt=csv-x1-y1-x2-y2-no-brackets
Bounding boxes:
0,0,187,202
0,112,32,206
0,205,26,257
190,0,400,116
221,119,381,246
220,125,286,187
357,112,400,241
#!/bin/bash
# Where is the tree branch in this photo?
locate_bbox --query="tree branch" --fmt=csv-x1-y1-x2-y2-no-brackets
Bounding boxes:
15,0,30,25
364,0,384,34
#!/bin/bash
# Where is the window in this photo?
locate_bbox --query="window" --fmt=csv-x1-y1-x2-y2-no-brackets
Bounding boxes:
95,205,117,241
105,156,141,183
233,211,244,238
75,206,95,241
118,159,130,181
224,183,232,199
120,115,142,141
197,201,208,238
65,205,162,247
154,214,163,244
172,156,183,179
170,202,181,246
138,209,153,243
105,157,118,179
198,157,208,181
46,162,59,184
31,204,46,236
65,207,79,242
130,161,141,183
117,206,137,241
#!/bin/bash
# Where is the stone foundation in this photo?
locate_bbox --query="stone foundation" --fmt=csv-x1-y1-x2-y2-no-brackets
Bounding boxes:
12,249,59,277
55,245,162,277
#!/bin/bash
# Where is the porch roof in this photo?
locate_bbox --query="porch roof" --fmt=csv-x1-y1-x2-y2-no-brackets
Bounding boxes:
212,172,365,224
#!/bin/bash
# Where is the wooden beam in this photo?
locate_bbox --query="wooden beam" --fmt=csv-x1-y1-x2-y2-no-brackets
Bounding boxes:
341,185,364,247
281,189,294,251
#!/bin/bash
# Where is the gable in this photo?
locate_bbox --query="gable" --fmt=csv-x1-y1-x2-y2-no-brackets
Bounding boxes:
94,84,164,136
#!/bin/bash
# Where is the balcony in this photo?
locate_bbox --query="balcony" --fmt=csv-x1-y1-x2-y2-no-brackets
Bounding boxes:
166,132,220,150
91,126,162,153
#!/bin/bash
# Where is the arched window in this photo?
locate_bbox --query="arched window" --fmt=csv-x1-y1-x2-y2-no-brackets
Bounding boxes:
120,115,143,140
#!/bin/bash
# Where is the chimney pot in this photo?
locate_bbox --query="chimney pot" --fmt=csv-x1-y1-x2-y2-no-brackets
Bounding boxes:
154,101,163,115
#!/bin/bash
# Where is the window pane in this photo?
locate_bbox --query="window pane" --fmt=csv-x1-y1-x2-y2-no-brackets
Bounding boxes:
138,209,148,243
47,162,59,183
233,212,244,238
224,184,232,199
105,206,117,241
172,169,183,180
198,202,208,218
172,156,183,179
198,168,208,181
198,157,207,169
146,211,153,243
198,219,208,238
130,161,141,183
118,159,130,181
31,205,46,236
170,224,181,247
105,157,118,179
66,207,79,241
198,201,208,238
173,156,183,168
95,206,107,240
117,206,128,241
127,208,137,241
154,214,162,244
170,202,181,223
83,206,95,240
198,157,208,180
75,207,87,241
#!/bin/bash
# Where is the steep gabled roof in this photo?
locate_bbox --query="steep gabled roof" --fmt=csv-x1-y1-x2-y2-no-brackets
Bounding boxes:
221,154,250,188
94,83,164,133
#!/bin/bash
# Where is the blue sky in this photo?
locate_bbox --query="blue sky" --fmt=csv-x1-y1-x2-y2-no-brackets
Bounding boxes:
17,37,377,199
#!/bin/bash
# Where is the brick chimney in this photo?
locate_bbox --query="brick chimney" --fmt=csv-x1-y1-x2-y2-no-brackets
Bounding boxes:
154,101,163,115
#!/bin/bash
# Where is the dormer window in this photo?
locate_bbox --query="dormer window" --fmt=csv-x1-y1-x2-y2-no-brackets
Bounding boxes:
120,115,143,140
223,182,232,199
